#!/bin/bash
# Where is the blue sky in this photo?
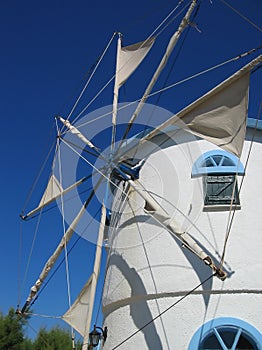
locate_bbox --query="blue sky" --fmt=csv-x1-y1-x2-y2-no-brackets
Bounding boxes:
1,0,261,341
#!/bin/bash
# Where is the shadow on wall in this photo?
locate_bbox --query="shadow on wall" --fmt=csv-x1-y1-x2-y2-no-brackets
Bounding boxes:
118,213,216,308
170,232,233,308
107,253,163,350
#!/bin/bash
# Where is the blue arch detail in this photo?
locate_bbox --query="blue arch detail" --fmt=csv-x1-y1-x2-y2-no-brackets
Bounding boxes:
192,150,245,177
188,317,262,350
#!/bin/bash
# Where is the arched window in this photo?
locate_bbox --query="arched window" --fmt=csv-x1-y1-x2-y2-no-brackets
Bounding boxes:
189,318,262,350
192,150,245,177
192,150,245,210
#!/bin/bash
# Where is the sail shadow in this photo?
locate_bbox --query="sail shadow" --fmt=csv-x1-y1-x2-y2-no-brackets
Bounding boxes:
107,253,163,349
116,214,213,308
169,232,228,308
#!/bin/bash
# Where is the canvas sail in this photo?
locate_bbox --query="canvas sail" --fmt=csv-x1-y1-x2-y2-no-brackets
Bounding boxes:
141,55,262,158
111,36,155,131
62,276,93,337
21,174,64,219
38,174,63,207
23,175,91,219
169,71,249,157
116,37,155,88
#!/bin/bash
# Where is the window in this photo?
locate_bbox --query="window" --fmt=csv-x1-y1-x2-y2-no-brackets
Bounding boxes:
204,174,240,206
192,150,244,210
189,318,262,350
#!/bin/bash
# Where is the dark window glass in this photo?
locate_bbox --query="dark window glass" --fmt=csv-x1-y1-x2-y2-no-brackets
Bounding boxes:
199,326,259,350
200,332,221,349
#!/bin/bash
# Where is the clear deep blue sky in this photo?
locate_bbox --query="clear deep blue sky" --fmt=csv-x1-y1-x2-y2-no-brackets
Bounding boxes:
1,0,261,340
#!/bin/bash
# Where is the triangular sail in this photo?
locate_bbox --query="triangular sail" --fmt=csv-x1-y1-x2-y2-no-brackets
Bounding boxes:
21,174,63,219
62,276,93,337
170,70,249,157
38,174,63,207
22,176,90,219
122,54,262,158
116,37,155,88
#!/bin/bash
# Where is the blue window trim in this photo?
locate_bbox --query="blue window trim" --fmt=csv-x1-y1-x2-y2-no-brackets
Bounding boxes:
188,317,262,350
247,118,262,131
192,150,245,177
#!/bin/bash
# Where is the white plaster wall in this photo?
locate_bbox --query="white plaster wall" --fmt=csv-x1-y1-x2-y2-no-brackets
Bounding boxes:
102,128,262,349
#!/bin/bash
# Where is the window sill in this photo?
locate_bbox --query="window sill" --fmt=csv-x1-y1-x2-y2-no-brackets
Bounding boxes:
203,204,241,212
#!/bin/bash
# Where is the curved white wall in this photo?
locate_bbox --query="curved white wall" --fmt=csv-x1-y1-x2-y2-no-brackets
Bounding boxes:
102,126,262,349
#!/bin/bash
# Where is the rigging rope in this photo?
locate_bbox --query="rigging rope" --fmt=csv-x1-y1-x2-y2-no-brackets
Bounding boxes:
19,205,44,305
123,0,187,34
219,102,262,268
20,133,57,217
66,32,116,126
142,0,190,40
69,33,117,127
148,46,262,99
17,221,23,307
219,163,240,269
26,321,53,348
219,0,262,33
18,134,62,305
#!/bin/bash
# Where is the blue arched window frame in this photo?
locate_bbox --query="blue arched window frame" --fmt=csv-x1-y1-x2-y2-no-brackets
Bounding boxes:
192,150,245,177
188,317,262,350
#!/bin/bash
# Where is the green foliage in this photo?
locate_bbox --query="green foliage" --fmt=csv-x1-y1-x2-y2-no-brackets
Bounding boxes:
0,308,82,350
0,308,24,350
34,326,82,350
19,338,34,350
